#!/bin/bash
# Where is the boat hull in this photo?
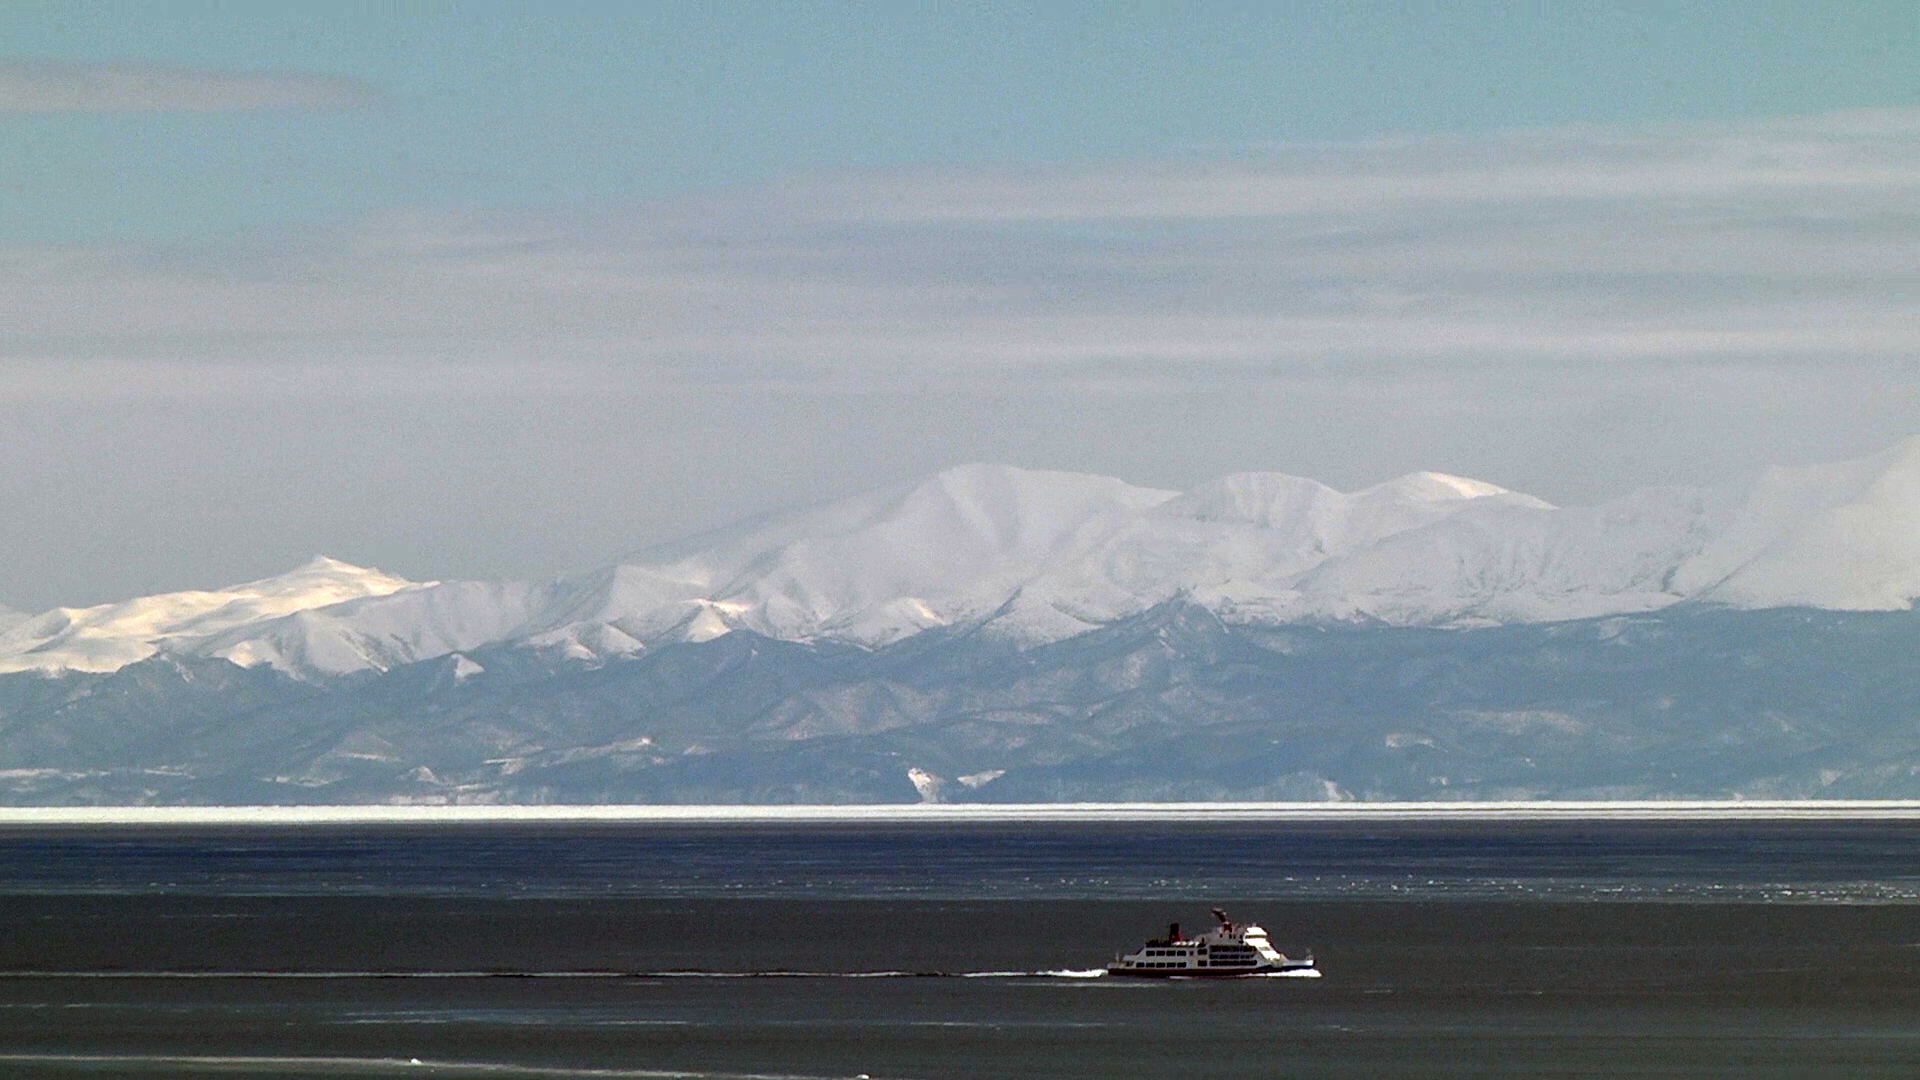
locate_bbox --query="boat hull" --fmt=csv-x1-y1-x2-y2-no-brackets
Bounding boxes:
1105,962,1315,978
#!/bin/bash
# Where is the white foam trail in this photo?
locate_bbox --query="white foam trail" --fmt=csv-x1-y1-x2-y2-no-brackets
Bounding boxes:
955,968,1107,978
0,1053,838,1078
0,968,1118,980
0,970,638,980
642,969,1113,979
638,970,923,979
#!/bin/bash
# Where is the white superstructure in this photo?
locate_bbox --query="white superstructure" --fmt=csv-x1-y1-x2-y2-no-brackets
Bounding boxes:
1107,908,1315,978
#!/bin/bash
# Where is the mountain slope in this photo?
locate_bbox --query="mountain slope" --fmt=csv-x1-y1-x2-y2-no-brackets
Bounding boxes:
1294,436,1920,625
3,431,1919,805
0,557,416,675
3,604,1918,804
3,439,1918,682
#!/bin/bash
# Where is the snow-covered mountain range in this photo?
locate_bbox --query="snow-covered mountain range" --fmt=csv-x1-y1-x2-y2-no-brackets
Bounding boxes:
5,437,1919,681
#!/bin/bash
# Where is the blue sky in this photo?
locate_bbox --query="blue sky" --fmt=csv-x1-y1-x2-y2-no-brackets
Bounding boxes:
8,3,1915,243
2,3,1918,608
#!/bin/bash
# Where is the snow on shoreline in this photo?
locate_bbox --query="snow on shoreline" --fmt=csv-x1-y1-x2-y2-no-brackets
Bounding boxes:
5,801,1920,826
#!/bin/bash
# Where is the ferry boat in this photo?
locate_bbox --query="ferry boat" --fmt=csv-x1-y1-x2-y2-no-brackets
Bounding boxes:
1107,908,1315,978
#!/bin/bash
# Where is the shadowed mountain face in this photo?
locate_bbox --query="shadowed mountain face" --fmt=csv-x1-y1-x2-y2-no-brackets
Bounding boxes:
3,602,1917,805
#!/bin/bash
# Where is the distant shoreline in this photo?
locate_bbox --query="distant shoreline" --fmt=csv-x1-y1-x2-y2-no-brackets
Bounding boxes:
5,801,1920,825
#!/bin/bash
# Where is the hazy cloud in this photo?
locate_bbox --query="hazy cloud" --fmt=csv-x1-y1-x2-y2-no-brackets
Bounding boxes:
820,109,1920,224
4,107,1915,376
0,59,373,112
5,108,1920,608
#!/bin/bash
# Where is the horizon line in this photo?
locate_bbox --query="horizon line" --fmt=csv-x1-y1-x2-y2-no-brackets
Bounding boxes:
6,800,1920,826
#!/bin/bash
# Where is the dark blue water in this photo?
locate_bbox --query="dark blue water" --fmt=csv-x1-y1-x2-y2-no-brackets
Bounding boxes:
8,819,1920,901
3,819,1920,1077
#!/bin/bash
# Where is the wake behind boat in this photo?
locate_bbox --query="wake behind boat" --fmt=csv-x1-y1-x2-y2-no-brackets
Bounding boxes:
1107,908,1315,978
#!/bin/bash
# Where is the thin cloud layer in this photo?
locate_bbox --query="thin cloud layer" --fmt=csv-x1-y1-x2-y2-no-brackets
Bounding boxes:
4,108,1917,378
0,60,373,112
825,109,1920,224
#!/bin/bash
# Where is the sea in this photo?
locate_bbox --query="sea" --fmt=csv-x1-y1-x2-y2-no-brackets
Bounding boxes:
3,812,1920,1078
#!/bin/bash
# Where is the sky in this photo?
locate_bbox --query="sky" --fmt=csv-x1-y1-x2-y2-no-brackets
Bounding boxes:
2,2,1918,610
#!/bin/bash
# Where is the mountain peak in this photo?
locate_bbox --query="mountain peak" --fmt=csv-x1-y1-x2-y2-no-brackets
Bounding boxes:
1363,471,1547,506
1696,437,1920,611
0,557,419,675
906,463,1177,510
239,555,414,587
295,554,363,573
1153,472,1334,526
6,439,1920,679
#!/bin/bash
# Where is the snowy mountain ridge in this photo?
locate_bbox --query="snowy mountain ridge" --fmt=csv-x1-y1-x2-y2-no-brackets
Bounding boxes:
4,438,1919,679
0,557,416,675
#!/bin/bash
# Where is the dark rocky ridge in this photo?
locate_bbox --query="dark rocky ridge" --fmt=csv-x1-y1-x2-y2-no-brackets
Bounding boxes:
1,602,1917,804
